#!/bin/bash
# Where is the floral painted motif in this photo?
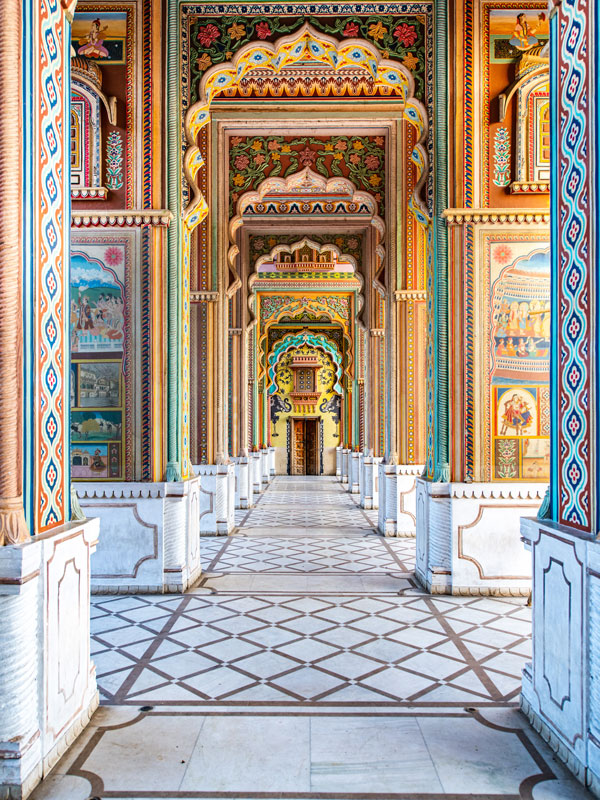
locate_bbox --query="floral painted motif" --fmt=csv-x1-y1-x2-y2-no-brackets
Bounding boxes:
229,135,386,215
106,130,123,191
493,127,511,187
189,14,427,101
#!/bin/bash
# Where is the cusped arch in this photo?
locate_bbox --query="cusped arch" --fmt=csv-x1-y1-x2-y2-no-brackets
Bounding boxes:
183,24,430,231
267,332,344,395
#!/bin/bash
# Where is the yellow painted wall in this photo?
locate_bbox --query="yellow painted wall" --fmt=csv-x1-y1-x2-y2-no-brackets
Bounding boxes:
270,345,341,451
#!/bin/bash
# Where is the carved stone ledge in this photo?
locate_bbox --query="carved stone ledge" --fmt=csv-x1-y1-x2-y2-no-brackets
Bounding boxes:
71,209,173,228
443,208,550,225
76,483,167,501
369,328,385,337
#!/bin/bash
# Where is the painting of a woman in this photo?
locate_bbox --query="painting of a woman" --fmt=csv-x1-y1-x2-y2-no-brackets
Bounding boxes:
509,12,545,51
78,18,109,58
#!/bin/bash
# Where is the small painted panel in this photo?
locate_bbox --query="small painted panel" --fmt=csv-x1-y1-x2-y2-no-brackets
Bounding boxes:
72,12,128,63
488,8,549,63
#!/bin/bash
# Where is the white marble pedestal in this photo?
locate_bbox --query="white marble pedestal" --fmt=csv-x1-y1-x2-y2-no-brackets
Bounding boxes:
415,479,545,595
0,519,99,799
378,464,423,537
520,516,600,796
78,478,201,592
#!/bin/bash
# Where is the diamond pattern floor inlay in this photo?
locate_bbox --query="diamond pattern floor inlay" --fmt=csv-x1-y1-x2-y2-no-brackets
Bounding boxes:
33,475,592,799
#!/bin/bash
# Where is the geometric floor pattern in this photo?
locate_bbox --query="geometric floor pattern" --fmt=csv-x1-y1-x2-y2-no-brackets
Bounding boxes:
91,591,532,706
31,475,591,799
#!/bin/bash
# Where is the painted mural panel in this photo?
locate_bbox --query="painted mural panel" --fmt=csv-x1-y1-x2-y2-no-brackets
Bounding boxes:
70,233,134,481
72,11,128,63
488,241,550,480
488,7,548,63
70,248,125,353
479,1,550,206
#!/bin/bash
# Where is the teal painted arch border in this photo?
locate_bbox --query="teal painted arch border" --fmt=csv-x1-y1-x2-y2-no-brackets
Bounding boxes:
267,332,343,395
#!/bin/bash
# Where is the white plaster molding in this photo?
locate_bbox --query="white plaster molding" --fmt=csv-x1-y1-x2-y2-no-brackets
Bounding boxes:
394,290,427,301
510,181,550,194
76,483,166,500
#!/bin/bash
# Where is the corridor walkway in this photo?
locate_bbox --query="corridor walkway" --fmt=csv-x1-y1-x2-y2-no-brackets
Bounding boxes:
33,477,588,799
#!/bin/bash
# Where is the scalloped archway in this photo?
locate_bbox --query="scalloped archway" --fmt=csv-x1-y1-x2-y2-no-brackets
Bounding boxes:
184,23,430,231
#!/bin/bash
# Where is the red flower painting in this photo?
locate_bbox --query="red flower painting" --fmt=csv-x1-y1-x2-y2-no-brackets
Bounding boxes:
365,154,380,170
342,21,360,37
197,24,220,47
393,23,417,46
234,154,250,170
255,21,271,39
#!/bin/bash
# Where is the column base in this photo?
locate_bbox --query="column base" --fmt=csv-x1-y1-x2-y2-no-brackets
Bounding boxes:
519,517,600,798
377,464,423,536
251,452,263,495
335,446,343,479
360,455,382,509
260,449,270,488
233,457,253,510
0,519,99,799
341,448,351,484
415,479,545,595
194,464,235,536
77,478,202,592
349,451,360,494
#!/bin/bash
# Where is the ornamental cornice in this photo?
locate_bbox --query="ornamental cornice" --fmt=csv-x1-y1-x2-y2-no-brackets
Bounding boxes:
370,328,385,337
190,291,219,302
443,208,550,225
71,209,173,228
394,289,427,301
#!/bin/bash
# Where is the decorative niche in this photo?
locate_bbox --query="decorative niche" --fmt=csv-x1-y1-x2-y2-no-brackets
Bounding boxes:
497,45,550,195
71,57,117,200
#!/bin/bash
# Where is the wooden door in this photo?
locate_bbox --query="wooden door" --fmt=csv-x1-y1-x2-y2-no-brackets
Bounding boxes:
291,419,306,475
305,419,318,475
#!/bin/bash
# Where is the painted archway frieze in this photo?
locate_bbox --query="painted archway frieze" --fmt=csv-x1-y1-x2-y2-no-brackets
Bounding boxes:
183,23,430,232
230,167,382,292
267,332,344,396
254,237,358,273
257,296,355,381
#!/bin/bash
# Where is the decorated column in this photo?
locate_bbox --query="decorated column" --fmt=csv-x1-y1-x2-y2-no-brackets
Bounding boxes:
520,0,600,793
1,2,101,797
415,0,550,594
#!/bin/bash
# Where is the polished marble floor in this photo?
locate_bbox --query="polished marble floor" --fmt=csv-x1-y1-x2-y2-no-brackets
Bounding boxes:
32,476,590,799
